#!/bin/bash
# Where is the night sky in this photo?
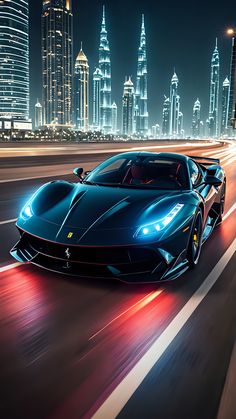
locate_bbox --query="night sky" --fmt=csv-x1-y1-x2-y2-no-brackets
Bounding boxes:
29,0,235,133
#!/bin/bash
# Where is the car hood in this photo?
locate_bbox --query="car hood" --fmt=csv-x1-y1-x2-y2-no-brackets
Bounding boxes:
18,183,193,245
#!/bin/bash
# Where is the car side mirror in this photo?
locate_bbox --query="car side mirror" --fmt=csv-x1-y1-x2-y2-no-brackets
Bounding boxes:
204,175,222,187
73,167,84,180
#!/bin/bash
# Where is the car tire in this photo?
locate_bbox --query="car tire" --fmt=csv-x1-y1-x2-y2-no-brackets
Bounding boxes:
187,208,203,269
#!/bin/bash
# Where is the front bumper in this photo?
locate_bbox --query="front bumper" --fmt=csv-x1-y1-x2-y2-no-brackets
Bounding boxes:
11,230,189,283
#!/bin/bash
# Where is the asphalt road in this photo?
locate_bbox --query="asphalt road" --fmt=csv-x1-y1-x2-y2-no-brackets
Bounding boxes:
0,140,236,419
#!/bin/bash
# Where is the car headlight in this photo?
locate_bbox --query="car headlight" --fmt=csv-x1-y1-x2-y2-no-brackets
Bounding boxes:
21,204,34,220
135,203,184,238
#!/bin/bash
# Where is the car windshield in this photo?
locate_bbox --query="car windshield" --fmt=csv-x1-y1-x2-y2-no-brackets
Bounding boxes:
84,155,189,190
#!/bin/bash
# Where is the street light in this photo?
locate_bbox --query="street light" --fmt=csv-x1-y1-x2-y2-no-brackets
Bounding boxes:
226,28,235,36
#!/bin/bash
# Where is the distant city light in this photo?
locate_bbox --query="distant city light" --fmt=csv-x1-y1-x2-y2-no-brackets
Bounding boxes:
227,28,235,36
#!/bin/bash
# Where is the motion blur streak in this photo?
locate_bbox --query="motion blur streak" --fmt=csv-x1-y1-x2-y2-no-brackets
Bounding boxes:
89,289,163,340
92,238,236,419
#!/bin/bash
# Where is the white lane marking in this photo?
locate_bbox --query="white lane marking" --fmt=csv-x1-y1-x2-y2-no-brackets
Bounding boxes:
89,289,163,341
0,218,17,226
217,342,236,419
223,202,236,221
0,262,21,273
92,238,236,419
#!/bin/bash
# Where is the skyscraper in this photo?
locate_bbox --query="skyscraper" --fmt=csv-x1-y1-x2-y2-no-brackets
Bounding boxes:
122,77,135,136
74,47,89,131
162,96,170,136
228,37,236,131
35,100,43,129
99,6,112,133
178,111,184,137
111,102,118,134
192,99,201,137
0,0,30,123
42,0,73,127
221,77,230,136
135,14,149,136
208,39,220,137
169,72,180,137
92,68,102,130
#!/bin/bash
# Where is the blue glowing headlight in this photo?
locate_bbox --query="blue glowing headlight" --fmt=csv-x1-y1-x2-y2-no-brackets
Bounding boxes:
135,204,184,238
21,204,34,220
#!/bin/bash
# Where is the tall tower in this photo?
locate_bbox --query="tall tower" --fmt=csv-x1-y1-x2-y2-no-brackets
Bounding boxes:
74,47,89,131
99,6,112,133
35,100,43,130
221,77,230,135
42,0,73,127
208,39,220,137
162,96,170,136
192,99,201,138
122,77,135,136
228,37,236,131
111,102,118,134
169,72,180,137
0,0,30,123
93,68,102,130
135,14,149,136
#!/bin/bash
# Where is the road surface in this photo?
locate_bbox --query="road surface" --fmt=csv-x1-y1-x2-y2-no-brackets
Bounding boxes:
0,140,236,419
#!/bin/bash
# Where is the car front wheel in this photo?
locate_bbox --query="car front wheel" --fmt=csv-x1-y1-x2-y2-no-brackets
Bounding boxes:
187,208,203,268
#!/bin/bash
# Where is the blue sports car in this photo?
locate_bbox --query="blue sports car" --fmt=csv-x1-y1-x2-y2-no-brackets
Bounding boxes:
11,152,226,283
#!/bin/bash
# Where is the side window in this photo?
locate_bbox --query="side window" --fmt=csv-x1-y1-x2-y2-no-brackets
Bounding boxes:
188,160,200,186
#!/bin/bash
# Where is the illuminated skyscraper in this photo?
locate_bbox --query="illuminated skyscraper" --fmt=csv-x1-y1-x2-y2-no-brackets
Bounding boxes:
135,14,149,136
42,0,73,127
111,102,118,134
35,100,43,129
92,67,102,130
221,77,230,135
122,77,135,136
0,0,30,123
192,99,201,137
162,96,170,136
99,6,112,133
169,72,180,136
74,47,89,131
228,37,236,131
208,39,220,137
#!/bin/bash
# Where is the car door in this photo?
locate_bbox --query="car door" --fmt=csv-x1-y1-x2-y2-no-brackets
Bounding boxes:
188,159,217,224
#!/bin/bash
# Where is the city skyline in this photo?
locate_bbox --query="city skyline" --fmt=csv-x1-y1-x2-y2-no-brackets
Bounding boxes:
29,0,235,135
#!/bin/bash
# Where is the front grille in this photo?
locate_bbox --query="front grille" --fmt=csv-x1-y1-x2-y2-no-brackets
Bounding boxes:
24,233,158,266
20,232,168,281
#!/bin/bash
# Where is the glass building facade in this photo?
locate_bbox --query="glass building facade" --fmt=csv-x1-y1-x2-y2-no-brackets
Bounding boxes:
0,0,30,121
221,77,230,135
122,77,135,136
135,15,148,136
42,0,73,126
208,39,220,137
99,6,112,133
74,48,89,131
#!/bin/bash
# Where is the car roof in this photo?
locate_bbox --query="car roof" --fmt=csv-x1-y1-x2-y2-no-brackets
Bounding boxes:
115,151,190,162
